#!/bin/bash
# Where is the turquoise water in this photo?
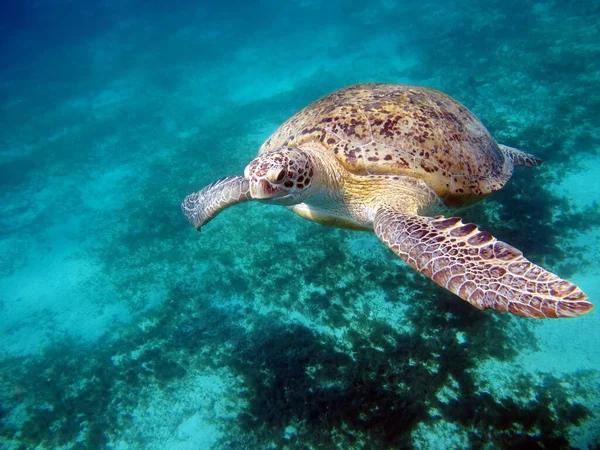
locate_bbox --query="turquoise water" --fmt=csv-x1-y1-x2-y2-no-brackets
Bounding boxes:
1,0,599,448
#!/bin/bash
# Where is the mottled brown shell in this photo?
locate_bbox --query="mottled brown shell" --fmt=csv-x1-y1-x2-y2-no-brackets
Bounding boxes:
259,83,512,207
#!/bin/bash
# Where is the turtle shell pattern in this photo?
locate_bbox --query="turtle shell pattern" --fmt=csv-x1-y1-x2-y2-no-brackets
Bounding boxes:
259,83,512,207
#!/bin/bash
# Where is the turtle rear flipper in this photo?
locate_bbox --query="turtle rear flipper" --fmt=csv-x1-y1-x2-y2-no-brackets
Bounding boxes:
498,144,543,167
374,208,592,318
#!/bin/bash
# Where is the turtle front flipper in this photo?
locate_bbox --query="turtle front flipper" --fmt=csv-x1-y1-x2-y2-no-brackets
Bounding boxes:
182,176,251,231
374,208,593,318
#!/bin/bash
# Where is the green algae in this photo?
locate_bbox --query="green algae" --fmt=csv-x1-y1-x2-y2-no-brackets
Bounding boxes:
0,0,599,448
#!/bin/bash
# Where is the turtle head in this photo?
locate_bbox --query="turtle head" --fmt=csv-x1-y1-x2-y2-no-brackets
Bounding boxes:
244,147,315,204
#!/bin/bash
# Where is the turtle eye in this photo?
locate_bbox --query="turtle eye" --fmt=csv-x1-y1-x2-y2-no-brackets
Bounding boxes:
266,168,287,184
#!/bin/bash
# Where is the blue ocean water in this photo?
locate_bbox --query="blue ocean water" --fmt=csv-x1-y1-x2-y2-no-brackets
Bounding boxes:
1,0,599,448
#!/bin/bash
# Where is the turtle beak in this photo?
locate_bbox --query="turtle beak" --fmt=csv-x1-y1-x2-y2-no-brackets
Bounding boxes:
244,164,282,199
244,159,288,200
249,179,276,199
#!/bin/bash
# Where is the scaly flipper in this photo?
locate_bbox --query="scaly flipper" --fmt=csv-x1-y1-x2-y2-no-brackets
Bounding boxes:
182,176,251,230
374,209,592,318
498,144,543,167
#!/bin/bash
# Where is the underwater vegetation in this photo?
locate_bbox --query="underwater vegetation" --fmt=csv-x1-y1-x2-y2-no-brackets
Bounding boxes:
0,258,595,449
1,149,598,447
0,0,599,448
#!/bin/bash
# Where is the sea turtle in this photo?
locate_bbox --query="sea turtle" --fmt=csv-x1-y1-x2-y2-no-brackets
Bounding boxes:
181,83,592,318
